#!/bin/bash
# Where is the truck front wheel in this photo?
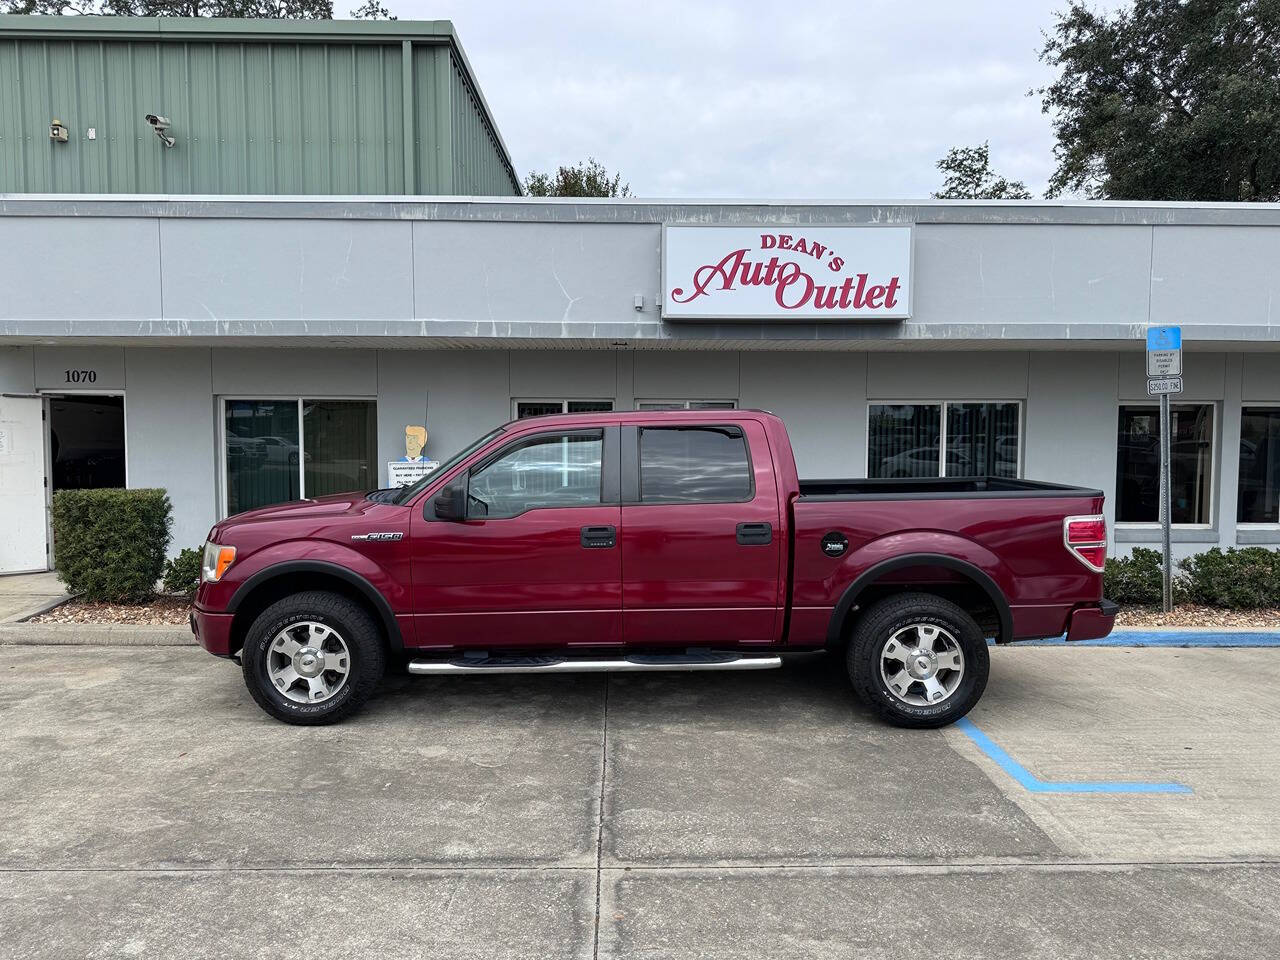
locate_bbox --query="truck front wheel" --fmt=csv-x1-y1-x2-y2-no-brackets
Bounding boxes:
846,592,990,729
240,591,385,725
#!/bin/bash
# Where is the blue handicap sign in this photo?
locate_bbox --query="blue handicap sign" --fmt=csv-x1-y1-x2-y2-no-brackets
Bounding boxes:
1147,326,1181,351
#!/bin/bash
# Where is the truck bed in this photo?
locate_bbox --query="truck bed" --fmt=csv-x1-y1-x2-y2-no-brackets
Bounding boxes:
797,476,1103,500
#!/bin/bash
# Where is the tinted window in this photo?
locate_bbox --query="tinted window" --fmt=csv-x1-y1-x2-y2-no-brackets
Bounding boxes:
639,427,752,503
1239,408,1280,524
468,432,602,518
1116,404,1213,524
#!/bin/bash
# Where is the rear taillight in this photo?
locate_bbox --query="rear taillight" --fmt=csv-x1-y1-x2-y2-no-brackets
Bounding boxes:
1064,515,1107,572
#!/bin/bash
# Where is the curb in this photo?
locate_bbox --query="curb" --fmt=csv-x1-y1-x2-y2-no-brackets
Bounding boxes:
0,623,195,646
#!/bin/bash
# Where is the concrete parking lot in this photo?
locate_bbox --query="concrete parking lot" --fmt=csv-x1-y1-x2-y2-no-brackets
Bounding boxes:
1,643,1277,959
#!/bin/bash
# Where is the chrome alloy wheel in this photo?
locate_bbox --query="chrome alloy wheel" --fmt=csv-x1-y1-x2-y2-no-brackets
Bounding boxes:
878,623,965,706
266,622,351,704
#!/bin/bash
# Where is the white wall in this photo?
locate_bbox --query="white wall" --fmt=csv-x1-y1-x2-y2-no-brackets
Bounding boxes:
7,344,1277,566
124,349,218,551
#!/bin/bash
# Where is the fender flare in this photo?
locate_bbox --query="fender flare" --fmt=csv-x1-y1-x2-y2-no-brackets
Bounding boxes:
226,560,404,652
825,552,1013,649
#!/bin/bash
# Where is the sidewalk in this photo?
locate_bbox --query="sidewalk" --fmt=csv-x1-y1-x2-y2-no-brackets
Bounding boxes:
0,571,69,623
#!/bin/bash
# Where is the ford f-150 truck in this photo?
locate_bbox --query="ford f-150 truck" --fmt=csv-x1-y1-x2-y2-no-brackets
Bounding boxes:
192,410,1116,727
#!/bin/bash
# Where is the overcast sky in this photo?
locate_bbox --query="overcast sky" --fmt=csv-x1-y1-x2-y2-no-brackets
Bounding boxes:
388,0,1070,199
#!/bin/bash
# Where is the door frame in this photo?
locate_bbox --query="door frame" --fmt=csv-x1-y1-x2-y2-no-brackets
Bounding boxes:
41,389,128,570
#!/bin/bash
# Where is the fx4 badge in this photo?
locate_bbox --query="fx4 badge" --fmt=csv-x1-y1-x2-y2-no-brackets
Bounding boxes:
351,532,403,542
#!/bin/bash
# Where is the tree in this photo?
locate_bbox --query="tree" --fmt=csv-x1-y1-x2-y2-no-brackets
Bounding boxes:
1038,0,1280,201
2,0,394,19
523,158,631,198
932,142,1033,199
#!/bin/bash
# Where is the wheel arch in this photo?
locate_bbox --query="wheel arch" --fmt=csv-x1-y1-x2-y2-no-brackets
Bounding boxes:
825,553,1013,650
226,561,404,657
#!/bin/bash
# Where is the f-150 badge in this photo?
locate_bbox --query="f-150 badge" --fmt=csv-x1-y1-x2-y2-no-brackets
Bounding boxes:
351,532,404,542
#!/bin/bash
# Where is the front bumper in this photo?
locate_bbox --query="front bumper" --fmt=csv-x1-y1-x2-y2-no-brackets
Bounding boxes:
190,605,236,658
1065,598,1119,643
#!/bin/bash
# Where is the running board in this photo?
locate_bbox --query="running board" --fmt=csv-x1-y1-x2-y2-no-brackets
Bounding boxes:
406,653,783,676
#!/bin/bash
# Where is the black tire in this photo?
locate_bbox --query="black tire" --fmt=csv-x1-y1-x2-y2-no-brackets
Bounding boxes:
241,590,385,725
846,592,989,729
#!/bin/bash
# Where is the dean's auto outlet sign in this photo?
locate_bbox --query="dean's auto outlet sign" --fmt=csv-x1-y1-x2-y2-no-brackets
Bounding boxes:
661,225,913,320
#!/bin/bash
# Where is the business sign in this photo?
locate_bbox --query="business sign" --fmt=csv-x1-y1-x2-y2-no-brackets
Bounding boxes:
1146,326,1182,378
662,225,912,320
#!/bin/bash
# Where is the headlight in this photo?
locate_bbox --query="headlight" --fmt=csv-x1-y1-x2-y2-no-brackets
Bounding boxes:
201,542,237,582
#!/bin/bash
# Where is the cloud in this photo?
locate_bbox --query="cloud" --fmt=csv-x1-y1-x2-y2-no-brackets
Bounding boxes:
389,0,1065,198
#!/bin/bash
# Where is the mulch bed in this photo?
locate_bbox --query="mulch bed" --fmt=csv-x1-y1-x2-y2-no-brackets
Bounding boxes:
27,597,1280,630
1114,604,1280,629
30,596,193,626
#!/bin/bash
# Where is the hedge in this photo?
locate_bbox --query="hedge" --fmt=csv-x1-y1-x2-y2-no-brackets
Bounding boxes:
162,546,204,596
1104,545,1279,609
52,488,172,602
1180,547,1280,609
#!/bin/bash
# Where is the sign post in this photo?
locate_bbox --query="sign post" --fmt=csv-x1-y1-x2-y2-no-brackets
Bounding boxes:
1146,327,1182,613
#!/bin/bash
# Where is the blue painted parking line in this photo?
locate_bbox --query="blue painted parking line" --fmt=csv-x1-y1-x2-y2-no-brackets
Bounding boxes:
954,717,1193,795
1002,632,1280,647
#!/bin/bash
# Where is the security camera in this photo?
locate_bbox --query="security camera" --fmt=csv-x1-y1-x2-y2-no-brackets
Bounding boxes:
145,114,175,148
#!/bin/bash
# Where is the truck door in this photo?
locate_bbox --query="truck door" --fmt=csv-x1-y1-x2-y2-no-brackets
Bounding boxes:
620,420,782,648
409,425,622,649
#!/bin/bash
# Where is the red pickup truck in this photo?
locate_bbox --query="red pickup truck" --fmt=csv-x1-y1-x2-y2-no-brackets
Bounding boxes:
192,410,1115,727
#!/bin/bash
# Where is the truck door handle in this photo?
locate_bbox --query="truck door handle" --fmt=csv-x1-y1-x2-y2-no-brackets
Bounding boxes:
580,525,617,549
736,522,772,545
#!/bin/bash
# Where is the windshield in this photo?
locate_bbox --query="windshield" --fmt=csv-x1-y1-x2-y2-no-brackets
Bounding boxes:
392,426,506,505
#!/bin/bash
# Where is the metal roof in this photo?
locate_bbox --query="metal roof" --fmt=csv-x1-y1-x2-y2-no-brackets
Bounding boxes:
0,15,520,195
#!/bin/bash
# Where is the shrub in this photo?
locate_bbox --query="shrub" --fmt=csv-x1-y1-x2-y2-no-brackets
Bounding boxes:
51,488,172,602
1179,547,1280,609
1103,547,1169,606
162,547,204,596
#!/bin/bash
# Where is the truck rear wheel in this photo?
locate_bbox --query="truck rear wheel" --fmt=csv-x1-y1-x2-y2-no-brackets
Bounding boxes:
240,590,385,725
846,592,989,729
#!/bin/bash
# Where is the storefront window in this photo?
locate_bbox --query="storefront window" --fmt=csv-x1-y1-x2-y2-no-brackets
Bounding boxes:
1115,404,1213,524
636,400,738,410
224,398,375,515
303,400,377,499
867,402,1019,479
945,402,1020,478
514,399,613,419
1239,407,1280,524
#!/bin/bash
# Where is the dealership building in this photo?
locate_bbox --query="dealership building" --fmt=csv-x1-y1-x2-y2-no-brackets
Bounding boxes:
0,18,1278,574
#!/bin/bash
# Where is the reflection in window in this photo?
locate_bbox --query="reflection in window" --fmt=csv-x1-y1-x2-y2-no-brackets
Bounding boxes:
303,400,377,499
1239,408,1280,524
868,404,941,478
224,398,376,515
468,433,603,518
946,403,1020,478
868,402,1020,479
1116,404,1213,524
225,400,300,514
639,427,751,503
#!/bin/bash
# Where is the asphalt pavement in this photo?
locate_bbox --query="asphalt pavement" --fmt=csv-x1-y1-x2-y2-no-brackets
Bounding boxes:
1,643,1276,959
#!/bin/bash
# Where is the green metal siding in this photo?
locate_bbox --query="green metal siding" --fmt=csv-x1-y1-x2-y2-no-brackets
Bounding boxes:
0,18,520,196
449,55,518,196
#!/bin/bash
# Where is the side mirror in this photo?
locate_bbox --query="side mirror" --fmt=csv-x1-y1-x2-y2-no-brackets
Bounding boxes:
433,481,467,521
